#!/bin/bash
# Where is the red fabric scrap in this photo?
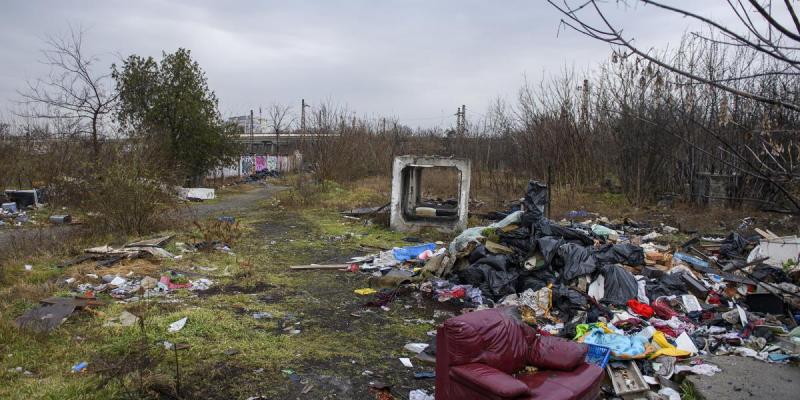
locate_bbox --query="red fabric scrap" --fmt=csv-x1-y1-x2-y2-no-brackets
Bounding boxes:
627,299,654,318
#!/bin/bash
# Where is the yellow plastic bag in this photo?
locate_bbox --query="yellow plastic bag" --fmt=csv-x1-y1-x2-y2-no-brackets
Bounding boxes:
354,288,377,295
648,331,691,359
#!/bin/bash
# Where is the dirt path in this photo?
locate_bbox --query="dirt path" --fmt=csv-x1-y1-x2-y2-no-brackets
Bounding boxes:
180,183,285,219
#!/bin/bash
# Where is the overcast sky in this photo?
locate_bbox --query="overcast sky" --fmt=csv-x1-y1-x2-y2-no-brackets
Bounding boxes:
0,1,738,129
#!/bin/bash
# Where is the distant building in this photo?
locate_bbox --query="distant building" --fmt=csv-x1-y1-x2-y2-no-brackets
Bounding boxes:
227,115,268,133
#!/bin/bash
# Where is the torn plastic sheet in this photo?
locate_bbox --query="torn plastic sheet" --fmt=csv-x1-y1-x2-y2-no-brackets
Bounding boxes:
448,211,522,254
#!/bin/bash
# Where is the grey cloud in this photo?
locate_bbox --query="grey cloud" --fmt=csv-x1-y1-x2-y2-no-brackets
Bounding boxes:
0,1,738,128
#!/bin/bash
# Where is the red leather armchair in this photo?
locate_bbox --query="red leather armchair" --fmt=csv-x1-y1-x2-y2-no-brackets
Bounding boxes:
435,307,603,400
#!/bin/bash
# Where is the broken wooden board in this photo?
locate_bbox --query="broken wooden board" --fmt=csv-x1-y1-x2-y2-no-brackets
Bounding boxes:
14,303,75,333
755,228,779,240
40,296,105,309
289,264,352,270
125,235,173,248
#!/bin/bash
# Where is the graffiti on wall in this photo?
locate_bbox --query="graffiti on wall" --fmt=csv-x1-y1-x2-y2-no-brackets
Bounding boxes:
206,153,301,179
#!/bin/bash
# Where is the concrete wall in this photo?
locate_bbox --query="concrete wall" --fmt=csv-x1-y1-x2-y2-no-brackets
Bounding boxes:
390,155,471,233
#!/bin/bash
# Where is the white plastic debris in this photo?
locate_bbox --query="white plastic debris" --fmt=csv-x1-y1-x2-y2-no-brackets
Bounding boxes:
404,343,429,353
399,357,413,368
681,294,702,312
168,317,188,333
663,225,679,234
675,332,699,354
109,276,127,286
642,232,662,241
658,387,681,400
24,264,32,271
588,275,605,301
190,278,213,291
409,389,434,400
674,363,721,376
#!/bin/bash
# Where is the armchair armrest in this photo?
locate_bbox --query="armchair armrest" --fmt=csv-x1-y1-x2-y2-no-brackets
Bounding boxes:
450,363,529,398
528,335,588,371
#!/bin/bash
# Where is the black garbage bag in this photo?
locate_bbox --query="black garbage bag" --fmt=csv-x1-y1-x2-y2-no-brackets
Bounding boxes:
719,232,749,259
536,236,565,267
598,264,638,306
751,264,790,283
646,272,688,299
516,268,557,292
521,180,548,227
499,227,533,255
552,284,588,321
586,297,613,323
557,243,597,281
468,244,489,264
594,243,645,266
456,255,520,300
536,222,594,247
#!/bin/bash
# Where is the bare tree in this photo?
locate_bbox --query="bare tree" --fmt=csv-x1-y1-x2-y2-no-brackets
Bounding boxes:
17,26,117,156
548,0,800,112
547,0,800,212
266,103,295,155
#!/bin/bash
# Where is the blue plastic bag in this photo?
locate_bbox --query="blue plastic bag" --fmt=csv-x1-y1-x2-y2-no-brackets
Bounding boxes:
393,243,437,262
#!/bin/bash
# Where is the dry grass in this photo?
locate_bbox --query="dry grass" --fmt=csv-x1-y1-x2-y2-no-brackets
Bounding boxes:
65,259,162,282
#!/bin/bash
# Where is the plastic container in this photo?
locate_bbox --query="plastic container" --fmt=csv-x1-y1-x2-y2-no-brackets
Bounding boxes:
585,344,611,368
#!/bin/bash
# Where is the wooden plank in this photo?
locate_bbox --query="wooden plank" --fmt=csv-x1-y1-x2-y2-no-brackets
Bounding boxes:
755,228,778,240
289,264,351,270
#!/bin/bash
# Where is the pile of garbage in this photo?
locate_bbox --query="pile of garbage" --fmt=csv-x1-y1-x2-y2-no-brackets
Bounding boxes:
346,180,799,397
1,201,33,226
15,236,217,333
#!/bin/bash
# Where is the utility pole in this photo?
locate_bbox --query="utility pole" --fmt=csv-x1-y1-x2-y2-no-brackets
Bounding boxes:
580,79,589,128
455,105,466,135
461,104,466,135
300,98,309,134
249,109,254,154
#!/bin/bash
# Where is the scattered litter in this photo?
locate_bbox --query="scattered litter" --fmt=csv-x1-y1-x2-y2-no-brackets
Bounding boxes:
674,363,721,376
71,361,88,373
413,371,435,379
103,311,139,328
354,288,377,295
403,343,429,353
409,389,434,400
168,317,188,333
399,357,413,368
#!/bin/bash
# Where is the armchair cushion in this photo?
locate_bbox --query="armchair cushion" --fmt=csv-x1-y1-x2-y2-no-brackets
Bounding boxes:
528,335,588,371
450,363,529,398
